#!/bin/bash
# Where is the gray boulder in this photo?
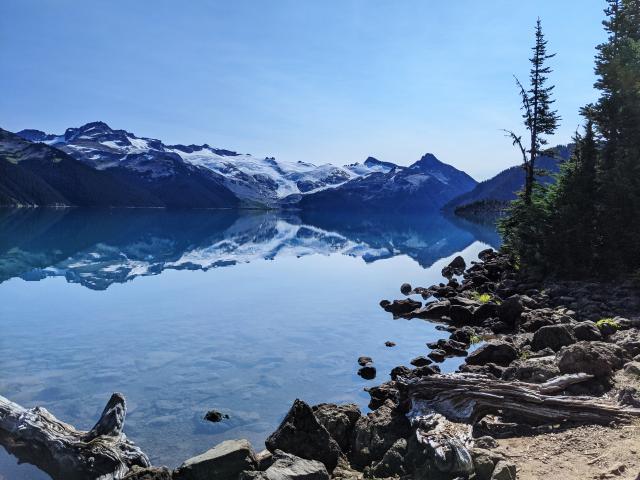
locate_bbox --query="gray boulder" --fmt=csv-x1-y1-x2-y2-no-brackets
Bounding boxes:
264,451,329,480
531,324,576,352
174,439,257,480
413,300,451,319
465,341,518,367
124,466,173,480
265,400,341,471
609,329,640,357
498,295,524,325
572,321,602,341
624,361,640,378
471,448,500,480
450,305,474,324
474,302,499,322
502,355,560,383
491,460,516,480
370,438,408,477
312,403,361,453
558,341,626,378
350,400,411,469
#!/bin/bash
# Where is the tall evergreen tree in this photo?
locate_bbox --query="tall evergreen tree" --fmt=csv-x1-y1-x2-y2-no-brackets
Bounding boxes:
585,0,640,271
504,19,561,205
502,2,640,277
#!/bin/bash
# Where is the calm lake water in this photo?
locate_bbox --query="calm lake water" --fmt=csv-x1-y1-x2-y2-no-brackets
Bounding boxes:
0,209,499,479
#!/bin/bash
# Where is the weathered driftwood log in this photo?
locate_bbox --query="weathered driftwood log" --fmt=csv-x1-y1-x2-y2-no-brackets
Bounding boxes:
407,406,474,477
0,393,149,480
405,373,640,426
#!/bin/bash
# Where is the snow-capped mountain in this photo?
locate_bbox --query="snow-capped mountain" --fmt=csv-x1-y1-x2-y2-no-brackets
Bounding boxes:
298,153,478,210
17,122,395,206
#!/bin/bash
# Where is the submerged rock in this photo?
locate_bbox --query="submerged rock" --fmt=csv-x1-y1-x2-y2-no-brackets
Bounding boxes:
265,399,341,471
357,356,372,367
358,365,376,380
400,283,412,295
204,409,230,423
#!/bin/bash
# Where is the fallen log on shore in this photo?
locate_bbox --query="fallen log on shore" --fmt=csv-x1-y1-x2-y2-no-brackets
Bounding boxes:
0,393,149,480
405,373,640,427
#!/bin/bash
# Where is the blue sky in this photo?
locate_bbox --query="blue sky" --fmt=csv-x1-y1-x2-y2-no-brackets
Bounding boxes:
1,1,605,179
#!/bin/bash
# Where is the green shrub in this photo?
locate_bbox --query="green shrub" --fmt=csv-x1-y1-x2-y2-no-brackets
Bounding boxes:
595,317,620,331
471,292,492,304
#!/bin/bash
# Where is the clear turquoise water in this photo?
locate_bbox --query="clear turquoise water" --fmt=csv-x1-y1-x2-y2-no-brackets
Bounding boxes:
0,209,498,478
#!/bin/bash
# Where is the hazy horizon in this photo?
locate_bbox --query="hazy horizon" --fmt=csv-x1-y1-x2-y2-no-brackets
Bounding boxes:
1,1,605,180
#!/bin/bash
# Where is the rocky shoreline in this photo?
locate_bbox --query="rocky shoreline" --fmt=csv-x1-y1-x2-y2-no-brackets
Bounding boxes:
3,248,640,480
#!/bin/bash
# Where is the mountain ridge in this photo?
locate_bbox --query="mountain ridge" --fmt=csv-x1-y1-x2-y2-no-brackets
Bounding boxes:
5,121,571,213
444,145,573,214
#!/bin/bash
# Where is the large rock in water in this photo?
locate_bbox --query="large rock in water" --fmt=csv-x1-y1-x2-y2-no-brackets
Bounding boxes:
174,439,257,480
379,299,421,316
531,324,576,352
465,341,518,367
442,255,466,278
557,341,626,378
265,400,341,471
262,450,329,480
312,403,361,453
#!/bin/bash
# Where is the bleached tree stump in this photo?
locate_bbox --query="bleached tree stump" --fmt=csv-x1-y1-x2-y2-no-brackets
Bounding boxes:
0,392,149,480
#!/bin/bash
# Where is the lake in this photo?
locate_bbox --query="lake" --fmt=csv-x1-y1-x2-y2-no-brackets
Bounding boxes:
0,208,499,479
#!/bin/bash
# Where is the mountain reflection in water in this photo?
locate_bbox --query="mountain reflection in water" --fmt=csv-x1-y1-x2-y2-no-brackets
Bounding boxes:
0,207,498,479
0,209,499,290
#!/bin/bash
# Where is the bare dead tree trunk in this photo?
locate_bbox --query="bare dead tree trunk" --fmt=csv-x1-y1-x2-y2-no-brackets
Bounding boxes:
0,393,149,480
404,373,640,426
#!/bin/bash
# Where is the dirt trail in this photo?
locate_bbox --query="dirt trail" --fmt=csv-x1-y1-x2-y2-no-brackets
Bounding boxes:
497,421,640,479
497,372,640,479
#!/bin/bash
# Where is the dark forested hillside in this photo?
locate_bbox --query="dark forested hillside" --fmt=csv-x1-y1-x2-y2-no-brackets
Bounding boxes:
445,146,572,213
